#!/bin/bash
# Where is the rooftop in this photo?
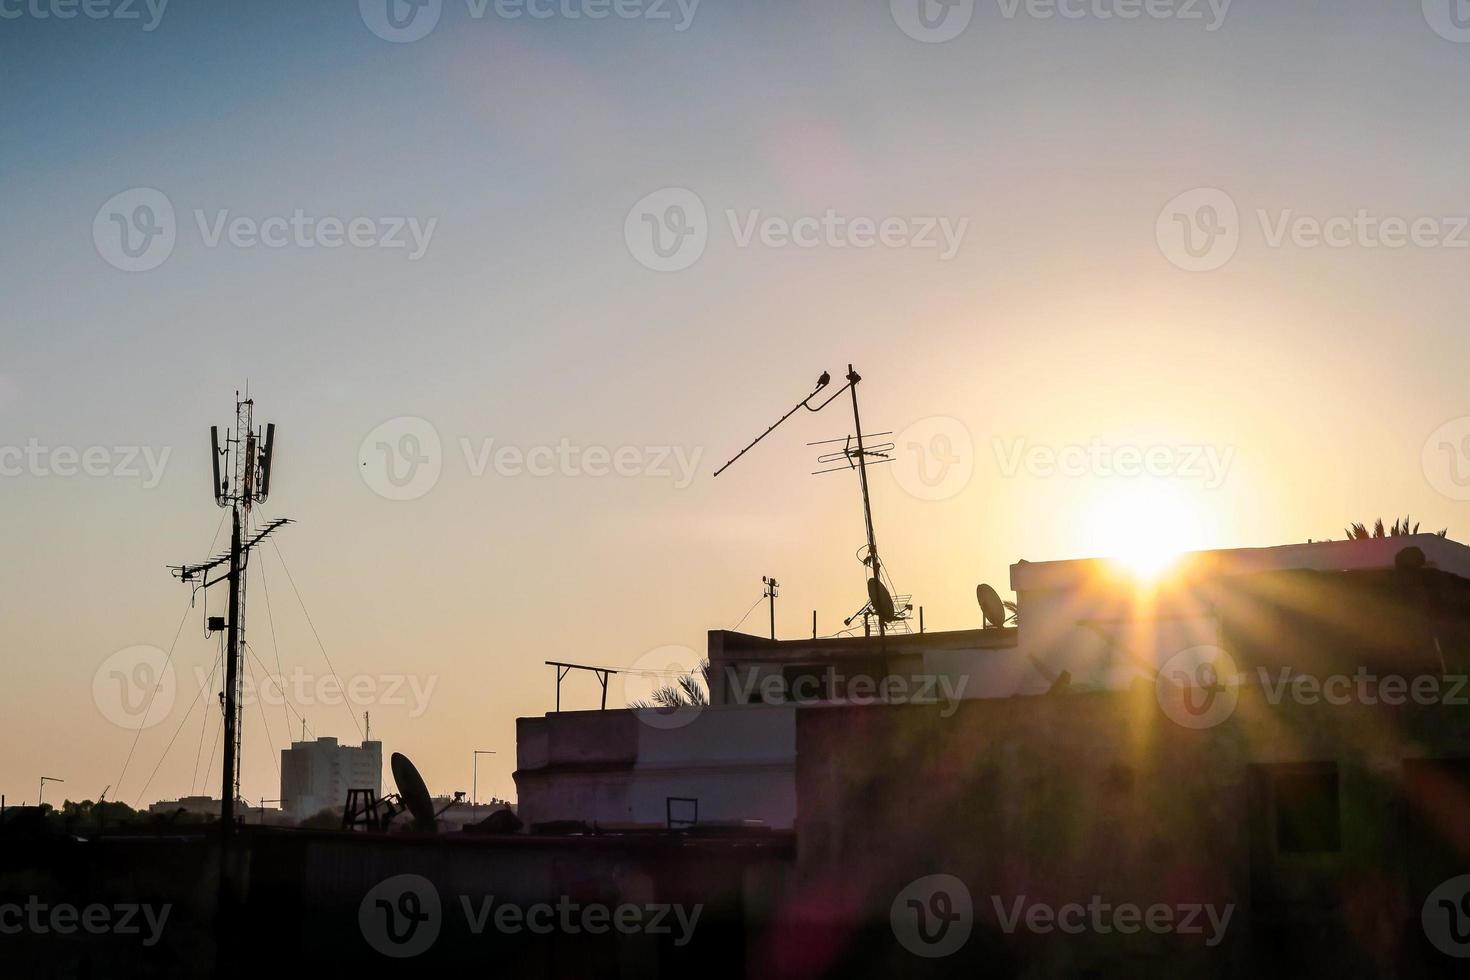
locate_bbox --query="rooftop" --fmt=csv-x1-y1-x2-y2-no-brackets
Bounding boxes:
1011,533,1470,591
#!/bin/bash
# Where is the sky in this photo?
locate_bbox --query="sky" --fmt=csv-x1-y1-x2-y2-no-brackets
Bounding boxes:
4,0,1470,811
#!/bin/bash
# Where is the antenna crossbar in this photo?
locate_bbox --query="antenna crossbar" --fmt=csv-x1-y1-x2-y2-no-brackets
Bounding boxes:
712,364,901,638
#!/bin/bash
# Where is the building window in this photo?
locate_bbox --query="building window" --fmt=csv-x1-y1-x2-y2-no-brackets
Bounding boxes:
781,664,829,703
830,658,888,702
1270,764,1341,854
729,667,764,705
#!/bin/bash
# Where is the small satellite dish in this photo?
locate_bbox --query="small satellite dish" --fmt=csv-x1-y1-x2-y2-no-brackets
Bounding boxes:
391,752,436,833
867,577,897,623
977,584,1006,629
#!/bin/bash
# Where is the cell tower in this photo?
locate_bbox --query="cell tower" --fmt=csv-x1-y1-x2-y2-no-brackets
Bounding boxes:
170,392,290,836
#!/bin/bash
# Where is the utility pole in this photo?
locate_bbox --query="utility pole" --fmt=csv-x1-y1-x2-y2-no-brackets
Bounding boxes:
220,508,243,829
763,576,779,639
170,393,289,956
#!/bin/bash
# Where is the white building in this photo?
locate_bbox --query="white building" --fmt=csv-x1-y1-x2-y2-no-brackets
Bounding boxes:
280,736,382,821
514,534,1470,831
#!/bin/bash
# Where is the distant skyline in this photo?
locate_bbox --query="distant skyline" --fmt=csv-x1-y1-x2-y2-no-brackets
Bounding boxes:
5,1,1470,810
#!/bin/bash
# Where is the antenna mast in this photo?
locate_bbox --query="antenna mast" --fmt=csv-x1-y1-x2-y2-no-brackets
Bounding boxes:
842,366,884,633
715,365,902,636
171,392,289,836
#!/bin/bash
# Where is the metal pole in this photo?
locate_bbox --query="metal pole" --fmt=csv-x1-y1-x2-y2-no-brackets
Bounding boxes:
38,777,63,809
845,366,883,637
473,751,496,807
764,576,779,640
220,508,242,834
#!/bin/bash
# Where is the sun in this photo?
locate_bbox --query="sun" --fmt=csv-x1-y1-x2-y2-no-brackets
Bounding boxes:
1084,482,1205,582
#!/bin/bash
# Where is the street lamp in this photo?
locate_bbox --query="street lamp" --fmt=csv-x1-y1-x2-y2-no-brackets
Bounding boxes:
38,776,64,808
472,750,496,807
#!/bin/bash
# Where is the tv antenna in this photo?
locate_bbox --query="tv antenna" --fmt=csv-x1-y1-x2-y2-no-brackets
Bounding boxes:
169,392,290,840
715,365,906,636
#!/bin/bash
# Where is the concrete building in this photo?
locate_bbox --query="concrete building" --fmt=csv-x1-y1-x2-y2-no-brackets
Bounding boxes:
144,796,292,826
515,533,1470,828
428,798,520,832
517,703,799,830
505,533,1470,973
280,736,383,821
146,795,227,818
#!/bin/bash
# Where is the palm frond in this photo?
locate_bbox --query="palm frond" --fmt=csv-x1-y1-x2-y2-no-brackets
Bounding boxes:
1343,516,1446,541
629,660,710,710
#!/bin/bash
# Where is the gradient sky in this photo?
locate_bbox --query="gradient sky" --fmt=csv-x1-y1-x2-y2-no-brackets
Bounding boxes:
4,0,1470,810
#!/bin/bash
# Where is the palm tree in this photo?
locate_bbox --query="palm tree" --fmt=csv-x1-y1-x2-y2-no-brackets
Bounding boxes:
1343,516,1447,540
630,660,710,709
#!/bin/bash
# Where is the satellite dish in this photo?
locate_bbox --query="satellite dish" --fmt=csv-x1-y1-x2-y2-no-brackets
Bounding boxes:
391,752,436,832
867,577,897,623
977,584,1006,629
1395,546,1426,571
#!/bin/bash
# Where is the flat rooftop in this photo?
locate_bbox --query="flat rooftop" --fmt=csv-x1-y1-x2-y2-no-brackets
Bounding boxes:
1010,533,1470,591
711,625,1018,659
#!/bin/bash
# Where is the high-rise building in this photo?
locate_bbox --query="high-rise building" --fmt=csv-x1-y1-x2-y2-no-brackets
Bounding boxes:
280,736,382,821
